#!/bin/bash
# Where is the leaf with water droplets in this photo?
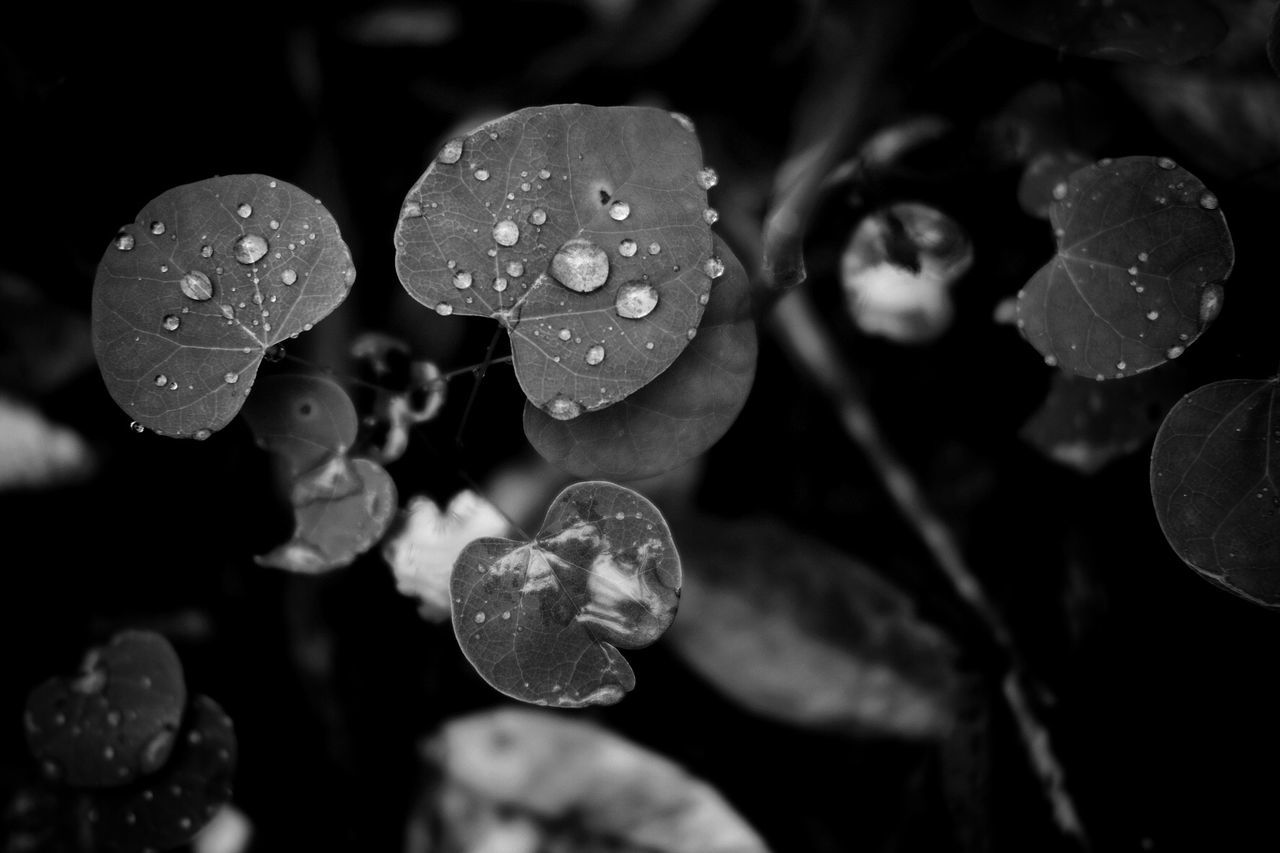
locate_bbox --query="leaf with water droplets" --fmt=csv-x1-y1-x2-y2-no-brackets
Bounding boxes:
394,105,714,418
972,0,1227,64
86,695,236,852
1151,378,1280,608
256,456,398,574
24,630,185,788
524,238,755,480
92,175,355,438
1015,156,1233,379
666,514,959,738
452,481,680,707
241,374,358,477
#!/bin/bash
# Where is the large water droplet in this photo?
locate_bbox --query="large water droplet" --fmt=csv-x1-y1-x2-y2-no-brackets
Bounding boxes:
493,220,519,246
529,208,547,226
697,167,718,189
150,221,166,236
647,242,661,255
550,239,610,293
619,239,637,257
546,397,582,420
179,270,214,301
1198,192,1219,210
493,278,508,292
615,282,659,319
162,314,181,331
435,302,453,316
234,234,268,264
703,208,719,225
703,257,725,279
280,268,297,285
585,344,605,365
115,232,135,251
453,271,473,289
609,201,630,221
1199,282,1224,324
437,138,463,163
236,203,252,218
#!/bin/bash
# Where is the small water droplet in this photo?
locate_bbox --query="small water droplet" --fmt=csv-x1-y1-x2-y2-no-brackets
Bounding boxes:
493,220,519,246
233,203,251,220
1043,354,1057,367
1199,282,1224,324
179,270,214,301
150,221,166,236
402,201,421,218
234,234,268,264
1051,182,1068,200
219,303,235,320
474,612,486,624
506,260,524,277
529,208,547,226
586,344,605,365
493,278,508,292
557,328,572,341
703,208,719,225
1138,251,1149,262
697,167,719,189
115,232,135,251
154,374,168,387
130,421,145,433
1167,345,1185,359
1116,360,1126,371
671,112,695,132
438,138,463,164
1198,191,1219,210
618,239,637,257
224,372,239,384
546,396,582,420
269,219,280,231
550,238,610,293
1147,310,1159,321
275,268,296,287
609,200,630,221
616,282,659,319
162,314,181,331
538,168,551,180
435,302,453,316
703,257,725,279
473,168,489,181
453,271,473,289
647,242,661,255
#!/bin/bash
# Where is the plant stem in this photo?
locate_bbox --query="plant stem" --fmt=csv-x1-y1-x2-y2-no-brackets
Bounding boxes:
768,289,1089,848
454,326,505,446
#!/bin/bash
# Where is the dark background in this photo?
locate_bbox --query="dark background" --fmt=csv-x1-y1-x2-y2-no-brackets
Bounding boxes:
3,2,1279,851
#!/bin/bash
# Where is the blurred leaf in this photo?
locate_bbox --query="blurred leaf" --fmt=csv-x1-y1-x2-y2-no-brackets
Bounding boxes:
91,175,355,438
1015,156,1233,379
0,395,93,491
523,237,756,480
842,203,973,344
940,688,995,853
1150,378,1280,607
452,481,680,707
411,708,769,853
193,805,252,853
25,631,185,789
394,105,717,419
972,0,1227,63
241,374,358,478
256,456,398,574
1021,367,1187,474
1017,149,1091,219
667,515,959,738
1270,2,1280,76
348,332,445,464
0,272,93,394
383,491,510,622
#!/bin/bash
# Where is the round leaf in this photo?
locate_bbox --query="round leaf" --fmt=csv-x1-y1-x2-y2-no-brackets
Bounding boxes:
1015,156,1233,379
451,481,681,707
92,175,356,438
394,105,716,417
241,374,358,477
523,237,756,480
1151,378,1280,608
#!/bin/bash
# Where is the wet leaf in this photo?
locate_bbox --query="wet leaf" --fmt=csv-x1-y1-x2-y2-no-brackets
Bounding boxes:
1015,156,1233,379
451,481,680,707
1021,367,1187,474
92,175,355,438
0,395,94,491
667,515,959,738
383,491,510,622
25,631,185,788
256,456,398,574
412,708,769,853
972,0,1227,63
523,237,756,480
1017,149,1091,219
241,375,358,478
1150,378,1280,607
394,105,715,418
86,695,237,852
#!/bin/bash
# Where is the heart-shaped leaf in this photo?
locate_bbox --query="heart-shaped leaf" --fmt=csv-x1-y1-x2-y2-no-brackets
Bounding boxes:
523,237,756,480
85,695,236,852
256,456,398,574
25,631,186,788
1150,378,1280,608
92,175,355,438
972,0,1227,64
451,481,681,707
394,105,717,419
1015,156,1233,379
241,374,358,477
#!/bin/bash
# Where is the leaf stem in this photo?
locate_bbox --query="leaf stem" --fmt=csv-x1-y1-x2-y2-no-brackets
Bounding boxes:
455,325,508,447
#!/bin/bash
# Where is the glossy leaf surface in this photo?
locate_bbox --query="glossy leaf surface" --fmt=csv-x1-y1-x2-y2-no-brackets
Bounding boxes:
452,481,680,707
395,105,715,418
523,237,755,479
1151,379,1280,607
1015,156,1233,379
241,374,358,477
92,175,355,437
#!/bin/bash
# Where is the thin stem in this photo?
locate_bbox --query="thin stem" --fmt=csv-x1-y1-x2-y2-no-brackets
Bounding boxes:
454,326,505,447
441,355,512,382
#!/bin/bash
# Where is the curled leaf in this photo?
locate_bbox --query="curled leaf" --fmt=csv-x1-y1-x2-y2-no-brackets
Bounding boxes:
1015,156,1233,379
241,375,358,477
92,174,355,438
451,481,680,707
349,334,446,464
523,237,756,479
394,104,716,418
1151,378,1280,607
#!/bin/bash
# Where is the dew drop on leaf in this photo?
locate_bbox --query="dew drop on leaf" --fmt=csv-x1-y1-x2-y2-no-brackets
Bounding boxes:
115,233,135,251
697,167,718,189
550,238,610,293
529,208,547,226
437,138,463,164
493,278,508,292
585,344,605,365
179,271,214,302
473,169,489,182
1198,283,1224,324
619,239,637,257
558,328,572,341
233,234,268,265
200,244,213,258
280,269,297,285
704,257,725,279
493,220,520,246
671,112,695,132
435,303,453,316
150,221,166,236
154,374,168,387
609,201,631,221
162,315,180,331
224,372,238,385
703,208,719,225
236,203,252,218
546,397,582,420
506,260,524,277
615,282,659,319
130,421,145,433
647,242,661,255
1199,192,1219,210
452,271,473,290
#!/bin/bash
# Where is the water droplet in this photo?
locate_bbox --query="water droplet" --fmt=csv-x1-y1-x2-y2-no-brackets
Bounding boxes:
504,261,524,278
474,612,486,624
273,268,295,288
529,208,547,226
1051,182,1068,200
162,314,181,331
1138,252,1149,262
1157,157,1176,170
609,200,630,221
234,234,269,264
1147,310,1159,321
224,372,239,384
453,271,473,289
493,278,508,292
1198,191,1219,210
1116,360,1126,371
150,221,166,236
493,219,519,246
616,282,659,319
473,169,489,182
269,219,280,231
502,610,511,620
618,239,637,257
647,242,661,255
130,421,145,433
558,328,572,341
179,270,214,301
697,167,718,189
154,374,168,387
435,302,453,316
139,730,175,774
193,428,212,440
550,238,610,293
1166,345,1185,360
671,112,695,132
699,293,709,305
546,397,582,420
1043,354,1057,367
115,232,135,251
703,257,725,279
586,344,605,365
220,303,235,320
402,201,421,218
438,138,463,164
1199,282,1224,324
